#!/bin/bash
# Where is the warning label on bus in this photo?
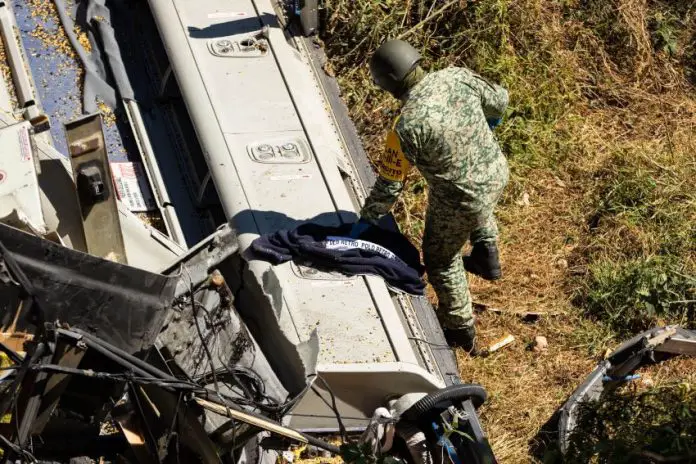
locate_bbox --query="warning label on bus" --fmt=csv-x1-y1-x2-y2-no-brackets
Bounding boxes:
110,162,156,212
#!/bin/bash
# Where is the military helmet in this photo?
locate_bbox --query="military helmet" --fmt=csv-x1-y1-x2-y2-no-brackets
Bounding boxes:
369,40,422,96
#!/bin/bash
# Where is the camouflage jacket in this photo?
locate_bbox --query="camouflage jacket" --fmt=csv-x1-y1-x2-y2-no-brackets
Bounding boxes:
360,67,509,222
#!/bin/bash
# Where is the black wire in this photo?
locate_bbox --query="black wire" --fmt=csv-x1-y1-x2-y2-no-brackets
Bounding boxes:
199,367,263,403
69,324,285,414
26,361,303,418
188,280,253,405
312,375,347,443
205,311,261,407
287,412,370,421
27,364,207,391
182,284,286,416
182,277,333,421
11,354,340,455
190,288,224,399
0,430,37,462
26,349,312,421
187,278,241,434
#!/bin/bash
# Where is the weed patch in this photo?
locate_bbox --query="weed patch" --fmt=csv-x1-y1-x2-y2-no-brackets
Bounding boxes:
577,257,696,335
583,153,696,262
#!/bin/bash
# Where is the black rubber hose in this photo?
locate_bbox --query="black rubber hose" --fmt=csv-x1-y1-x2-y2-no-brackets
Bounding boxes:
403,384,488,421
69,328,177,381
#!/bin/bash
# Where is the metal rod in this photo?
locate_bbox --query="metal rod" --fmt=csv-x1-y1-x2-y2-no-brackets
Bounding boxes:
63,330,161,383
17,348,50,447
194,398,341,454
65,328,177,382
124,99,187,247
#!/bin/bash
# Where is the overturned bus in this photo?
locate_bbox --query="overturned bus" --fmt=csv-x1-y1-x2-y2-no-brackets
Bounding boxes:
0,0,496,463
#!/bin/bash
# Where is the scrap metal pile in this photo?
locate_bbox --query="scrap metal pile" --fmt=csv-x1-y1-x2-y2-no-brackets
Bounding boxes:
0,222,498,464
0,222,337,463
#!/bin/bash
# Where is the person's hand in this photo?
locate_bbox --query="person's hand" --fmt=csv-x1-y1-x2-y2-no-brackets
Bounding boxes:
487,118,502,129
349,219,370,238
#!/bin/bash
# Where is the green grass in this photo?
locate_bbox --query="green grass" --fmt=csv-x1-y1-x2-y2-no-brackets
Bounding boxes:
585,154,696,260
577,257,695,335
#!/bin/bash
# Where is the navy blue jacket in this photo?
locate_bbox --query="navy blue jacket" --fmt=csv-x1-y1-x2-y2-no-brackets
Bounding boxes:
249,223,425,295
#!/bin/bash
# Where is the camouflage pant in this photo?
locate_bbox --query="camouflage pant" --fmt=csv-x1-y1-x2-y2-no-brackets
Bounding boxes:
422,190,505,329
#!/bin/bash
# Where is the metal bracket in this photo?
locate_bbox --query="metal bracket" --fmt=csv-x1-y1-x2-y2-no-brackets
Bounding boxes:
208,27,270,58
65,113,127,264
160,223,240,297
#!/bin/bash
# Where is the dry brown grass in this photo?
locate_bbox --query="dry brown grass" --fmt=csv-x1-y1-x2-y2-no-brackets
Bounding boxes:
459,311,596,462
323,0,696,461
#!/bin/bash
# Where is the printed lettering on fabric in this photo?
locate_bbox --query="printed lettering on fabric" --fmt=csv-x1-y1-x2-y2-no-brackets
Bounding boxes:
324,236,411,269
377,118,411,182
324,236,397,260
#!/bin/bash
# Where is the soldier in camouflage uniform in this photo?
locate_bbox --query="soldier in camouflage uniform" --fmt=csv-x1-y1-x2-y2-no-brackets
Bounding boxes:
351,40,509,352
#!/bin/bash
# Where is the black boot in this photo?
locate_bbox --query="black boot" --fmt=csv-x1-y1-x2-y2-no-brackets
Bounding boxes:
463,241,501,281
443,325,477,354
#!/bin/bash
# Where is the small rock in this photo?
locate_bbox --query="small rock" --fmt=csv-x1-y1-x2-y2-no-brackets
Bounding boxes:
516,192,531,207
556,258,569,269
533,336,548,353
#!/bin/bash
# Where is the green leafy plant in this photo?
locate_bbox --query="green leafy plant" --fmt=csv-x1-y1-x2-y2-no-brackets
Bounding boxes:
578,257,695,335
650,12,679,56
443,414,474,443
340,442,404,464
